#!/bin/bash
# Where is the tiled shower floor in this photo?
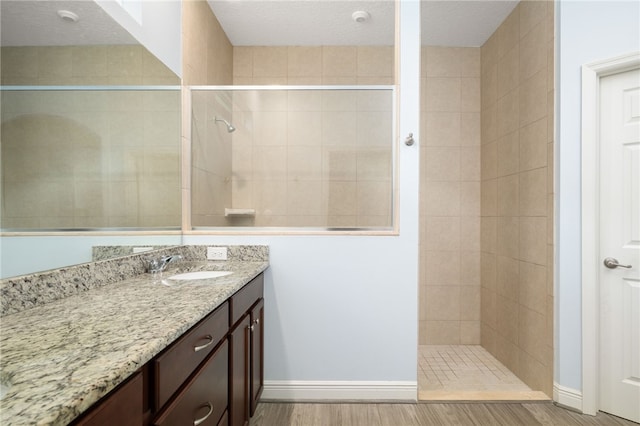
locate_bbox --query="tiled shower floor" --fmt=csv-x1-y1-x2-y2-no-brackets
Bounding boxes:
418,345,549,401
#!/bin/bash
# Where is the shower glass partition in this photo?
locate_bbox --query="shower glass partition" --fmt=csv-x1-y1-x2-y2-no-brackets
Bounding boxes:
189,86,396,230
0,86,182,231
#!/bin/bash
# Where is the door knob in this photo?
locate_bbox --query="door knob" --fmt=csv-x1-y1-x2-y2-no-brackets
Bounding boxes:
603,257,632,269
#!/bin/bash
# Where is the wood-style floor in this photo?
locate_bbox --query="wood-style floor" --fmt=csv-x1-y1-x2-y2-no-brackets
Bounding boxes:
251,402,638,426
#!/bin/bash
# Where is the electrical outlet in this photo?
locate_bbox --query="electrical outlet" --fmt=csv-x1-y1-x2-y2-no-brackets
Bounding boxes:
207,246,228,260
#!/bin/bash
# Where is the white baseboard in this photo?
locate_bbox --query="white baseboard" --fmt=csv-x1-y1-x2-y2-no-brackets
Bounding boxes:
553,382,582,412
262,380,418,402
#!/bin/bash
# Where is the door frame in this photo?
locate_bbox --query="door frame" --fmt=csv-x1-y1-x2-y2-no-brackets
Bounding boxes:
581,51,640,416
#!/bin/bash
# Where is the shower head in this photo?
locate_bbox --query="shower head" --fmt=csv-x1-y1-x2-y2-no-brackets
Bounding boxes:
214,117,236,133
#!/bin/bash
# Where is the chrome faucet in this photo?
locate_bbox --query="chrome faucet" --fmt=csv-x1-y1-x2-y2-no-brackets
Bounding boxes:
146,255,182,273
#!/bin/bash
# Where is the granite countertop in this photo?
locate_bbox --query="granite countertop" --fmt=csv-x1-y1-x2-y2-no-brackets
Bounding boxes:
0,260,268,426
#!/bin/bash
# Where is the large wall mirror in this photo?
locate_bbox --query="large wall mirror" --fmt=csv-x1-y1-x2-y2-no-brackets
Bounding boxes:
0,0,182,278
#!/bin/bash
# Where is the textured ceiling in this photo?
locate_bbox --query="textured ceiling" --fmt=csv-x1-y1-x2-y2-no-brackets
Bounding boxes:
207,0,396,46
1,0,520,48
209,0,520,47
0,0,139,47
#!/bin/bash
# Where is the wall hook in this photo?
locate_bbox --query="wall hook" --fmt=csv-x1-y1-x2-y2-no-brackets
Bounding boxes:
405,133,415,146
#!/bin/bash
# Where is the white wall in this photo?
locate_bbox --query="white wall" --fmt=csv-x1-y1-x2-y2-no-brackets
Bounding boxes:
556,0,640,391
183,1,421,396
96,0,182,77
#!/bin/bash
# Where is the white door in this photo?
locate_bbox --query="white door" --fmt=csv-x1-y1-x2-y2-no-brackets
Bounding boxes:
599,67,640,423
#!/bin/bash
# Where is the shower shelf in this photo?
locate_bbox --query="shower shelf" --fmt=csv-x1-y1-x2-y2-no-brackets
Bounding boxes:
225,208,256,217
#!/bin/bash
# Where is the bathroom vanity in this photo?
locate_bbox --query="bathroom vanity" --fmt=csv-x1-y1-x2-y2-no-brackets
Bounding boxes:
0,246,268,426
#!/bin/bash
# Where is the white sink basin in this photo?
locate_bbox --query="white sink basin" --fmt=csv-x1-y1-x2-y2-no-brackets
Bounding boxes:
167,271,233,281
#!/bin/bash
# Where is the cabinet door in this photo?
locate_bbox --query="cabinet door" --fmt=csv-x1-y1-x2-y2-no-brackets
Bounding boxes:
229,315,250,426
154,340,228,426
249,299,264,417
74,371,143,426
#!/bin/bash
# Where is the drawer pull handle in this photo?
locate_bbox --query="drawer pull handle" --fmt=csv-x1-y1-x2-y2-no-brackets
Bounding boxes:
193,335,214,352
193,402,213,426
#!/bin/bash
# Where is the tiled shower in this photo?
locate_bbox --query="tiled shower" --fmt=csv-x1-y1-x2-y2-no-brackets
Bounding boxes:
419,1,555,398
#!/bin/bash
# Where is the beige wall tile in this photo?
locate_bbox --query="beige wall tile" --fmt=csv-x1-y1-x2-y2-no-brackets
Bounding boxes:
481,255,497,292
519,167,547,216
357,181,391,217
287,146,322,181
461,321,481,344
461,112,481,146
519,69,547,126
357,149,392,181
481,179,497,217
497,216,520,257
287,111,322,146
287,47,322,77
425,217,461,251
461,78,481,112
497,47,519,99
519,217,547,265
426,286,461,320
460,286,481,320
496,295,519,344
481,141,498,180
425,77,461,112
425,112,461,146
233,47,253,77
520,0,548,39
460,146,480,181
519,261,547,315
425,147,460,181
519,306,547,363
497,131,520,177
322,46,357,77
323,148,356,181
425,46,460,77
495,333,520,374
496,255,519,302
496,89,520,137
497,175,519,217
425,321,461,345
424,181,460,216
481,216,497,254
481,104,498,143
425,250,461,286
253,47,287,77
520,22,547,81
356,46,393,77
481,62,498,110
287,181,323,215
461,251,481,286
325,181,357,216
519,117,547,171
460,182,481,217
498,6,520,58
460,48,481,77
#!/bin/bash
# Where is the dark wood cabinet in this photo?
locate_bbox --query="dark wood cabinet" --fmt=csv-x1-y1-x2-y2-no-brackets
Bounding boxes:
154,302,229,409
229,315,251,426
73,371,143,426
74,272,265,426
229,274,264,426
153,341,229,426
250,299,264,417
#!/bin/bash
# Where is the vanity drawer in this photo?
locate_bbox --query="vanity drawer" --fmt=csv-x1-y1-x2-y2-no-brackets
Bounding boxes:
154,340,228,426
230,273,263,326
155,302,229,409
